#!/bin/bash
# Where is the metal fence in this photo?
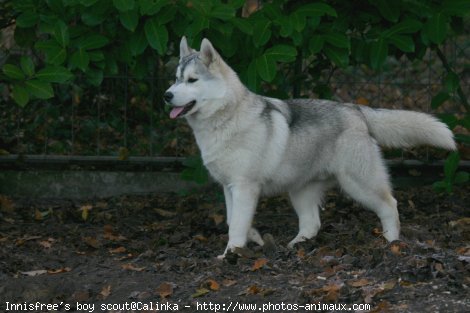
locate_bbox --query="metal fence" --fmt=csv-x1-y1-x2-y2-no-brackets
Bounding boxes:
1,37,468,161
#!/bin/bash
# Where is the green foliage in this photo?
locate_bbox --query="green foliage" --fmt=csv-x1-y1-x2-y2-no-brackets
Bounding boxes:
433,152,469,193
433,110,470,193
2,0,468,103
181,156,209,185
0,1,460,102
1,0,469,187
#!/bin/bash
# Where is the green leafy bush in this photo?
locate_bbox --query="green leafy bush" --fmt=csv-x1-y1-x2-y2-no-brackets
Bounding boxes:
2,0,468,102
433,151,469,193
1,0,468,188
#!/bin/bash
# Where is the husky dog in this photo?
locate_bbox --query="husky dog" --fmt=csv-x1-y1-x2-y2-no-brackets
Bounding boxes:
164,37,456,258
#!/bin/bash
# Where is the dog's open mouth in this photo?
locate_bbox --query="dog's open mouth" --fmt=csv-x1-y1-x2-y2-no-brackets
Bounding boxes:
169,100,196,119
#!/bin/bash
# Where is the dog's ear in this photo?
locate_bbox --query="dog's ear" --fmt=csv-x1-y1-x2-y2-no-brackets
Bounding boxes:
200,38,219,66
179,36,192,59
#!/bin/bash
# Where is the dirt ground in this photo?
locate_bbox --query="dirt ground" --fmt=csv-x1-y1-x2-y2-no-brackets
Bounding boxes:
0,184,469,313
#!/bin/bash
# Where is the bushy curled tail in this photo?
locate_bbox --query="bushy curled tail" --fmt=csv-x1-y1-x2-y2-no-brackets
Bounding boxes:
360,107,456,150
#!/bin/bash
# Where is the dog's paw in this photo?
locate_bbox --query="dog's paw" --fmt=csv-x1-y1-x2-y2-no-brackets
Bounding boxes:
248,227,264,246
287,234,309,249
217,246,254,262
217,242,240,260
217,248,231,260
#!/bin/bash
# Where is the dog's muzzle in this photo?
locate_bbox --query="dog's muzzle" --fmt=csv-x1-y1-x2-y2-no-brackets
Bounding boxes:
163,91,174,103
164,91,196,119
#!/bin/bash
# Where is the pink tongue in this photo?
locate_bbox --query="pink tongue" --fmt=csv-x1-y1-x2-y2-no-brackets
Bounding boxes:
170,106,185,119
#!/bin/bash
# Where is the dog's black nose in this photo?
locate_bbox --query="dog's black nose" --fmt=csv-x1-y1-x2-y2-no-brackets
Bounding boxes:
163,91,173,103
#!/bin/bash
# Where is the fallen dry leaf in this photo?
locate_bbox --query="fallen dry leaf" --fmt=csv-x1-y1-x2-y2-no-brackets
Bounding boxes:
210,214,224,226
109,246,127,254
103,224,114,233
103,225,127,241
381,279,397,291
47,267,71,274
222,279,237,287
317,266,337,279
370,301,391,313
323,281,343,302
156,282,174,298
363,279,397,303
391,244,401,255
243,285,274,297
251,258,268,271
399,280,414,287
117,253,134,261
356,96,369,105
193,234,208,242
83,236,100,249
21,270,48,276
38,241,52,249
80,204,92,221
121,263,145,271
72,290,90,301
456,246,470,255
98,285,112,300
390,242,408,256
3,217,14,224
449,217,470,228
154,208,177,217
372,228,383,237
192,288,210,298
34,209,44,221
35,208,52,220
246,285,262,295
0,195,14,213
434,262,445,273
363,286,379,304
38,238,55,249
16,235,42,246
206,279,220,291
347,278,371,287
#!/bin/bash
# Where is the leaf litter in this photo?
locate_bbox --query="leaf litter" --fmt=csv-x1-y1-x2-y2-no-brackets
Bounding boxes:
0,185,468,312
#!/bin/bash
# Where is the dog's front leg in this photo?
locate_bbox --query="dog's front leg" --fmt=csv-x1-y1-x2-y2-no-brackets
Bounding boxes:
218,183,260,258
223,185,233,225
224,184,264,248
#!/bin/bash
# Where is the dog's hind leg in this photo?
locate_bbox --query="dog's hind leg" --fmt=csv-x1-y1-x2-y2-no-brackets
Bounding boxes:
334,133,400,242
287,182,328,248
338,174,399,241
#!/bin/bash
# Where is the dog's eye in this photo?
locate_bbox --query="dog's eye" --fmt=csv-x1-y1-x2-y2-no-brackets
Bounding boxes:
187,78,198,83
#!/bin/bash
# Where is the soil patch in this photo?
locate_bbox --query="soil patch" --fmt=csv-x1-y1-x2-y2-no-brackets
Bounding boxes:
0,185,469,312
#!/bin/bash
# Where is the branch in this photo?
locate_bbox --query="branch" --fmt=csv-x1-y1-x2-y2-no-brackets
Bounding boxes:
434,46,470,112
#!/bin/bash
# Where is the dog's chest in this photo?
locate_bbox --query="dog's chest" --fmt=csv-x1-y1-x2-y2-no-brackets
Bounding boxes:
192,129,256,183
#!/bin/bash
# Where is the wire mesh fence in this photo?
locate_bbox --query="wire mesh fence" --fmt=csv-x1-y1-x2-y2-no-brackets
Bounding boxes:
1,37,468,161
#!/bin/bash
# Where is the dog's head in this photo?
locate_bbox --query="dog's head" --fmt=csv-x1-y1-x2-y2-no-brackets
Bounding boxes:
164,37,232,120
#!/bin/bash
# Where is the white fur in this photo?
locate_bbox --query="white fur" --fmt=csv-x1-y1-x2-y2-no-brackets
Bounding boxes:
165,37,456,258
360,107,456,150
